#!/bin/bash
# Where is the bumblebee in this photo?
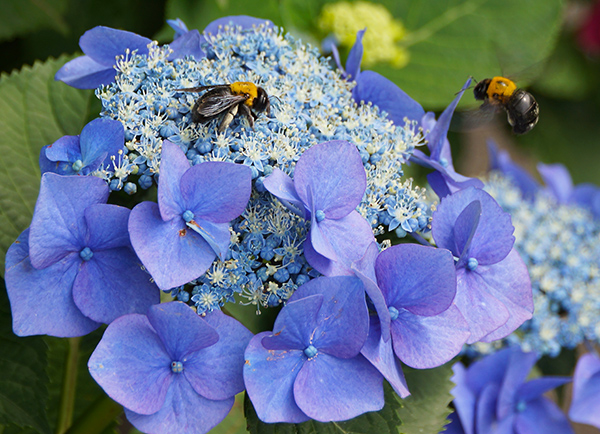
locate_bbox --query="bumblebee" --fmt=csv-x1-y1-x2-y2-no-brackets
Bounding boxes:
176,82,270,132
473,76,539,135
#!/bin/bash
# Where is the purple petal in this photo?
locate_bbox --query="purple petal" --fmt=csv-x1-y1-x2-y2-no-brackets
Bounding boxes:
571,183,600,215
185,219,231,261
168,29,205,60
147,302,219,360
444,412,467,434
453,200,482,267
478,250,533,342
262,295,323,351
308,214,339,261
294,353,383,422
287,276,369,358
203,16,274,36
518,377,571,402
476,382,501,433
158,141,190,221
569,353,600,427
465,347,512,395
39,145,64,175
167,18,189,38
455,267,510,344
353,70,425,125
44,135,81,164
304,210,375,276
80,26,151,65
345,29,365,81
128,201,216,290
73,247,159,323
244,332,309,423
263,168,307,218
184,310,253,400
515,398,574,434
487,140,539,201
294,141,366,219
29,173,109,269
497,349,537,420
391,305,469,369
537,163,573,203
54,55,116,89
423,164,484,199
375,244,456,316
360,316,410,398
451,363,476,434
85,204,131,249
5,229,100,337
88,313,172,415
79,118,124,172
180,161,251,223
432,187,515,265
126,375,234,434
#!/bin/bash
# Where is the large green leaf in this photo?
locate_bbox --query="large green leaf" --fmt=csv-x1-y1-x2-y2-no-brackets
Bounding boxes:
0,0,69,42
0,281,50,434
244,363,454,434
0,56,94,278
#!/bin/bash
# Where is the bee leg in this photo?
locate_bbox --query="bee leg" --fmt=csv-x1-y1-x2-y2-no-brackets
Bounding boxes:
238,104,255,129
218,104,239,133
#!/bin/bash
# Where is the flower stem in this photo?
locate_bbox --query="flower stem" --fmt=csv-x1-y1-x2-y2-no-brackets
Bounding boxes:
65,395,123,434
55,337,81,434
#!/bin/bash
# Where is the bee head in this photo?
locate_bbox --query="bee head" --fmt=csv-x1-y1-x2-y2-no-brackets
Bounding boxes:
254,87,271,115
473,79,491,101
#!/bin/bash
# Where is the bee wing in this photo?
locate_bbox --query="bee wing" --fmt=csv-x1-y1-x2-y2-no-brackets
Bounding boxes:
174,84,230,93
195,91,249,118
451,101,503,132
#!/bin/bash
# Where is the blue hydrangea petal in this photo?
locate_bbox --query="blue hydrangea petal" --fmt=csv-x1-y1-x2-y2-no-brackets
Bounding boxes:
125,374,234,434
375,244,456,317
29,173,109,269
167,29,205,60
39,145,62,175
78,118,124,172
180,161,252,223
496,349,537,420
73,248,159,323
390,305,469,369
352,70,425,125
147,302,219,361
84,204,132,250
294,141,366,219
453,200,482,268
476,382,501,434
432,187,515,266
186,219,231,261
202,16,274,36
450,363,476,434
244,331,309,423
167,18,189,38
537,163,573,203
5,229,100,337
345,29,365,81
128,201,216,290
518,377,571,403
308,214,339,262
54,55,117,89
129,389,232,432
263,168,307,218
44,135,81,166
304,211,375,276
569,353,600,428
158,141,190,221
183,310,253,400
487,139,539,201
424,165,484,199
571,183,600,215
287,276,369,358
88,313,173,415
262,295,323,351
515,399,575,434
455,268,510,344
294,353,383,422
360,316,410,398
478,250,533,343
464,347,511,395
79,26,151,65
443,412,467,434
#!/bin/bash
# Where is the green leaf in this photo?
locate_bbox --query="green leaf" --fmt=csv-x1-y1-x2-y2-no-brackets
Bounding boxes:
371,0,564,109
244,363,454,434
0,56,94,278
0,280,51,434
0,0,69,42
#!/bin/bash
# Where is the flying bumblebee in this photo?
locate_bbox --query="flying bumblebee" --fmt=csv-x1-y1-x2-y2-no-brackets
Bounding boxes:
473,76,539,135
175,82,270,132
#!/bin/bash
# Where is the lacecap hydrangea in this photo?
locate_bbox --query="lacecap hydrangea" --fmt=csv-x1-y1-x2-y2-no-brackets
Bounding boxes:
94,18,428,311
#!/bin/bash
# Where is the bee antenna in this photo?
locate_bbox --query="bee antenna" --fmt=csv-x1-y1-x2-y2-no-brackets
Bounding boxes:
454,76,478,95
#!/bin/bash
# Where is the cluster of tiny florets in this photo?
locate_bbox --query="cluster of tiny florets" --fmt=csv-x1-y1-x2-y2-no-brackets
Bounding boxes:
472,173,600,357
96,24,427,311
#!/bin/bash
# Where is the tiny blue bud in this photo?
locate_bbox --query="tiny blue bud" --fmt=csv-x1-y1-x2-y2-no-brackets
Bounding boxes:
439,157,449,168
516,400,527,413
467,257,479,271
273,268,290,283
171,361,184,373
315,210,326,222
124,182,137,195
389,306,399,321
304,345,318,358
182,210,194,222
109,179,122,191
72,159,84,172
138,174,153,189
296,274,310,286
395,227,407,238
80,247,94,261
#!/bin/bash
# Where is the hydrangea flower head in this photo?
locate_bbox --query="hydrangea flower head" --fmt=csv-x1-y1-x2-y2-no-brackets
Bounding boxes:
89,301,253,434
244,276,382,422
5,173,159,336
